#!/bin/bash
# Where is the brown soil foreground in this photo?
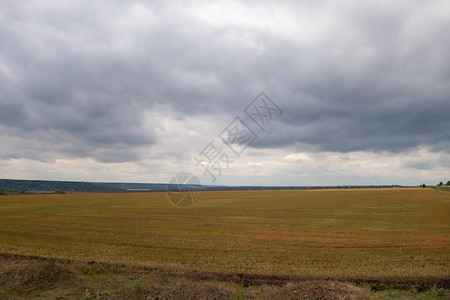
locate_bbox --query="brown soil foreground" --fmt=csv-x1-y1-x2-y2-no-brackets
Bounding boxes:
1,253,448,299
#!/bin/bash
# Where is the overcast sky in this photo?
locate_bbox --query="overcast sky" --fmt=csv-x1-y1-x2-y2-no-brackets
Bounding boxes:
1,0,449,186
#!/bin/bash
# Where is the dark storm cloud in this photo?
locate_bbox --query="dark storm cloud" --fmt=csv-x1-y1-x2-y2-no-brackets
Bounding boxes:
0,0,449,165
240,1,450,153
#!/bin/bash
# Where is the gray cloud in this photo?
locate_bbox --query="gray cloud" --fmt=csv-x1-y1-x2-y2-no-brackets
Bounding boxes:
0,0,449,170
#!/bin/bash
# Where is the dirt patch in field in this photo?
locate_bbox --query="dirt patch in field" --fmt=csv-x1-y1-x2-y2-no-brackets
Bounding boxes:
0,259,77,290
142,280,374,300
145,282,234,299
256,280,375,300
188,271,449,291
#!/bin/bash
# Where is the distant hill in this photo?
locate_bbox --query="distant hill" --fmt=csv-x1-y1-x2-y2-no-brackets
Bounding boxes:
0,179,114,193
94,182,169,191
0,178,403,193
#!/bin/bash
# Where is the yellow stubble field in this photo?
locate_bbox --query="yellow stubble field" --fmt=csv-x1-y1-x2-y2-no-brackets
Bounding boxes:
0,188,448,281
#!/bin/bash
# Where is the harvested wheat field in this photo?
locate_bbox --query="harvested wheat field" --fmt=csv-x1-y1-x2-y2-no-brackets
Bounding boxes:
0,188,449,299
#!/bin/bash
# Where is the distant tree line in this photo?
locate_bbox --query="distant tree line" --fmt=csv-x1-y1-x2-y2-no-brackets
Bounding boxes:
421,181,450,188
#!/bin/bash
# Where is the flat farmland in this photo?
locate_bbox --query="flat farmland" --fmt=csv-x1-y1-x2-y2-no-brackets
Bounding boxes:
0,188,449,281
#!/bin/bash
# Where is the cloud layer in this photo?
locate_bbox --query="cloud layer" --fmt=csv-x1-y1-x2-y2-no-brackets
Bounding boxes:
0,0,449,184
